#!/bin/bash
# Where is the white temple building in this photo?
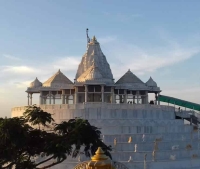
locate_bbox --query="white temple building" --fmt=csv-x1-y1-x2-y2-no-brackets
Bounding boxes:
12,34,200,169
25,36,161,107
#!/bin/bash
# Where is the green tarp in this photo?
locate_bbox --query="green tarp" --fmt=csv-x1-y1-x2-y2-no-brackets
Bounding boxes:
158,95,200,111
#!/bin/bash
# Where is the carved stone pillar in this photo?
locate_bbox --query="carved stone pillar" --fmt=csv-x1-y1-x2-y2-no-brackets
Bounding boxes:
27,93,30,106
74,87,78,104
124,89,127,104
53,95,55,104
49,91,51,105
62,90,65,104
137,91,139,104
155,93,158,105
101,85,104,103
111,87,115,103
85,85,88,103
44,97,46,104
146,91,148,104
158,92,160,105
40,91,43,105
30,93,33,105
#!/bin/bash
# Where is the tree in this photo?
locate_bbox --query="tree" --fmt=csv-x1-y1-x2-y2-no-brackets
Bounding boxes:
0,106,112,169
23,105,54,129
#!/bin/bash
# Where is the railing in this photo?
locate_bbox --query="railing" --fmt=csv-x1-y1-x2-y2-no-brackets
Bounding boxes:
12,103,175,112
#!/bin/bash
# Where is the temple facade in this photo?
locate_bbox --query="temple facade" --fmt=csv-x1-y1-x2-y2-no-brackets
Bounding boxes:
26,36,161,106
11,35,200,169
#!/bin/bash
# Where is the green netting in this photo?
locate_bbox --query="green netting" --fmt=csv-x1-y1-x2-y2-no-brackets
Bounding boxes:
158,95,200,111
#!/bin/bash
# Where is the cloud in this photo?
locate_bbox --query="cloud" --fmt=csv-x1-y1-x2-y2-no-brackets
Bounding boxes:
0,56,81,89
161,86,200,104
1,66,39,74
102,39,200,79
53,57,80,72
14,81,32,88
3,54,21,61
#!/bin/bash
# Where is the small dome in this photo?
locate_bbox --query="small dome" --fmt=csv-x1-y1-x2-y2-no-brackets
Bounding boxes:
146,77,157,87
43,69,73,87
115,69,144,84
29,77,42,88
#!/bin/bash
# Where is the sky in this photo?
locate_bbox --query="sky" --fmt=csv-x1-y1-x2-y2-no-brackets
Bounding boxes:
1,0,200,117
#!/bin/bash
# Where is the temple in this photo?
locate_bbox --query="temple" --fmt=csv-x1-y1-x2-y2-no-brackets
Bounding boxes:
12,33,200,169
26,36,161,106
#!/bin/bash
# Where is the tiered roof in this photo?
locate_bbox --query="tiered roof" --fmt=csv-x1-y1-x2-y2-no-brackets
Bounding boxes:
115,69,148,90
43,69,73,87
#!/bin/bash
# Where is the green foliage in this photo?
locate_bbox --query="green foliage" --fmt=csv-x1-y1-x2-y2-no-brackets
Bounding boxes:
0,106,112,169
23,105,54,128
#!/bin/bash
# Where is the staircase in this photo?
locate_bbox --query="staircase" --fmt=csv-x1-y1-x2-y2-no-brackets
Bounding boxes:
175,109,200,126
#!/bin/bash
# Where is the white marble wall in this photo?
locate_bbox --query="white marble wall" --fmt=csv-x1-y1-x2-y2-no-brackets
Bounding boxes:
11,104,200,169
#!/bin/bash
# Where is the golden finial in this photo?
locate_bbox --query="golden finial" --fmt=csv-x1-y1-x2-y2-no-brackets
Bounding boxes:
87,147,114,169
91,147,108,161
92,35,97,41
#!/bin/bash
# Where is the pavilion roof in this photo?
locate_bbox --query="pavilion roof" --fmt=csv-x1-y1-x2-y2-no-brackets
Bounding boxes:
43,69,73,87
115,70,145,84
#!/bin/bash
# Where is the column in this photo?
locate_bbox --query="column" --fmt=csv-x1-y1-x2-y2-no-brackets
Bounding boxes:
101,85,104,103
66,91,69,104
74,87,78,104
124,89,127,104
40,91,43,105
53,95,55,104
158,92,160,105
145,91,148,104
62,90,65,104
49,91,51,104
85,85,88,103
44,97,46,104
27,93,30,105
111,87,115,103
30,93,33,105
155,93,157,105
137,91,139,104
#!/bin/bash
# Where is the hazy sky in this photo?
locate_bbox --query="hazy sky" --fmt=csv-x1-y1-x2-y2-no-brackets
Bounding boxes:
1,0,200,117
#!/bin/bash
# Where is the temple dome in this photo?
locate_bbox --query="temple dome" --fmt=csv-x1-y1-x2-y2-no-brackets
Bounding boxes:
43,69,73,87
75,36,113,83
29,77,42,88
115,69,145,85
146,77,157,87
